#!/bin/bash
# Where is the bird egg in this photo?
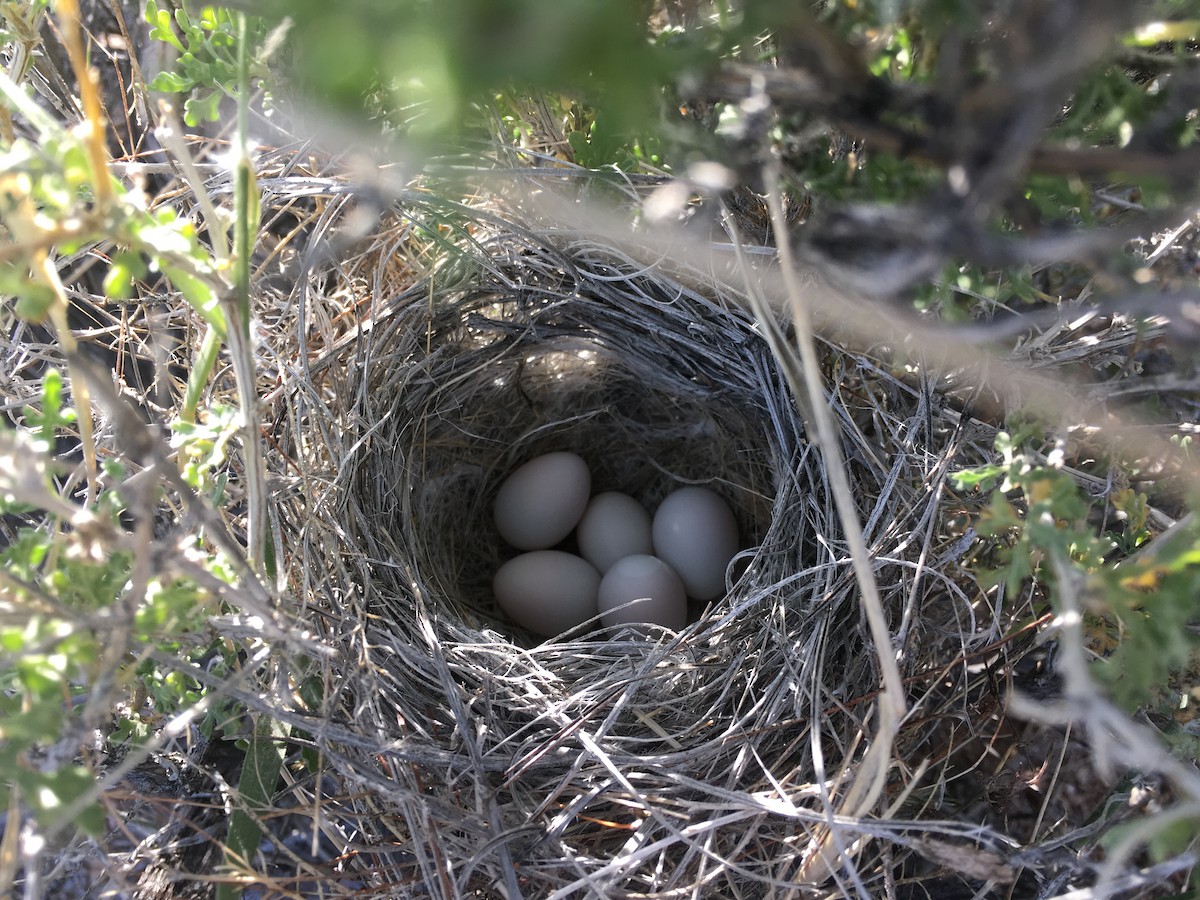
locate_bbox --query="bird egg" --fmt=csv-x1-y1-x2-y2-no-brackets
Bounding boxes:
576,492,654,573
597,554,687,631
493,550,600,637
493,452,591,550
651,486,739,600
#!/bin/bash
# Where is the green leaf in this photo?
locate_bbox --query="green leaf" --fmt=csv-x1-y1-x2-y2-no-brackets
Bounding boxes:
17,654,65,697
103,252,146,300
976,491,1019,536
0,700,62,744
183,90,224,126
39,766,106,836
0,627,26,653
24,367,75,447
1103,813,1200,870
1147,816,1200,863
181,326,223,424
174,4,196,37
12,283,57,322
218,713,289,900
949,464,1005,491
159,263,226,333
145,0,186,52
148,70,194,93
1,529,51,578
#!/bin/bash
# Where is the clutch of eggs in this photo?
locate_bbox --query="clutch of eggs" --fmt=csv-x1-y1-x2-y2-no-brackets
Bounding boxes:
492,452,741,637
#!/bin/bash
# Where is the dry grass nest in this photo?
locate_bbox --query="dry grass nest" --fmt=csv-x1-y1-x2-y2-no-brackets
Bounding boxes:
7,150,1177,894
261,172,1109,897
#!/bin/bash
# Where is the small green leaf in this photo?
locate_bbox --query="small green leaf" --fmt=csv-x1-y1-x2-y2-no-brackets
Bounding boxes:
145,0,185,52
25,367,75,447
37,766,105,836
0,628,26,653
183,91,224,126
148,70,194,93
219,713,289,900
0,699,62,743
13,284,57,322
1,529,52,577
159,263,226,332
949,465,1005,491
103,252,143,300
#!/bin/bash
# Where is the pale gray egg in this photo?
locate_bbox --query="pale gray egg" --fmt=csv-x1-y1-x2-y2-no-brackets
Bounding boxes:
493,452,591,550
597,554,687,631
493,550,600,637
576,492,654,573
651,487,739,600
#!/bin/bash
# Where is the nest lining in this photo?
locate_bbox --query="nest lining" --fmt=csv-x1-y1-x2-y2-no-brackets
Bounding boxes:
267,191,1009,896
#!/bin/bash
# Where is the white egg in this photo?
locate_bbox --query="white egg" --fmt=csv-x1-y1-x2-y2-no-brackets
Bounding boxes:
493,452,591,550
576,492,654,573
597,554,687,631
493,551,600,637
651,486,739,601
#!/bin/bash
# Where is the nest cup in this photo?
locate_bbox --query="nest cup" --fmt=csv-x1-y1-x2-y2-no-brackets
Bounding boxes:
354,268,793,638
287,219,904,895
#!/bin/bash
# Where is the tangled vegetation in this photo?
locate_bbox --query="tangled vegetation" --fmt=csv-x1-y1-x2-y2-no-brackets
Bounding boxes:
2,0,1200,897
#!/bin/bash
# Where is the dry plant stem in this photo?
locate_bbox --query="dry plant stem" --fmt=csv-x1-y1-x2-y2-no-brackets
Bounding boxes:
55,0,112,208
226,14,268,577
763,164,906,888
226,252,267,578
726,213,883,889
154,102,231,264
0,2,45,142
1143,211,1196,267
0,788,18,897
153,103,231,426
35,253,98,499
763,166,906,721
20,0,112,500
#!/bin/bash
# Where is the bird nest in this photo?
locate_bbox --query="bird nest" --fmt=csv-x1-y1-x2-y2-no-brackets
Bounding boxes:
266,180,1042,897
